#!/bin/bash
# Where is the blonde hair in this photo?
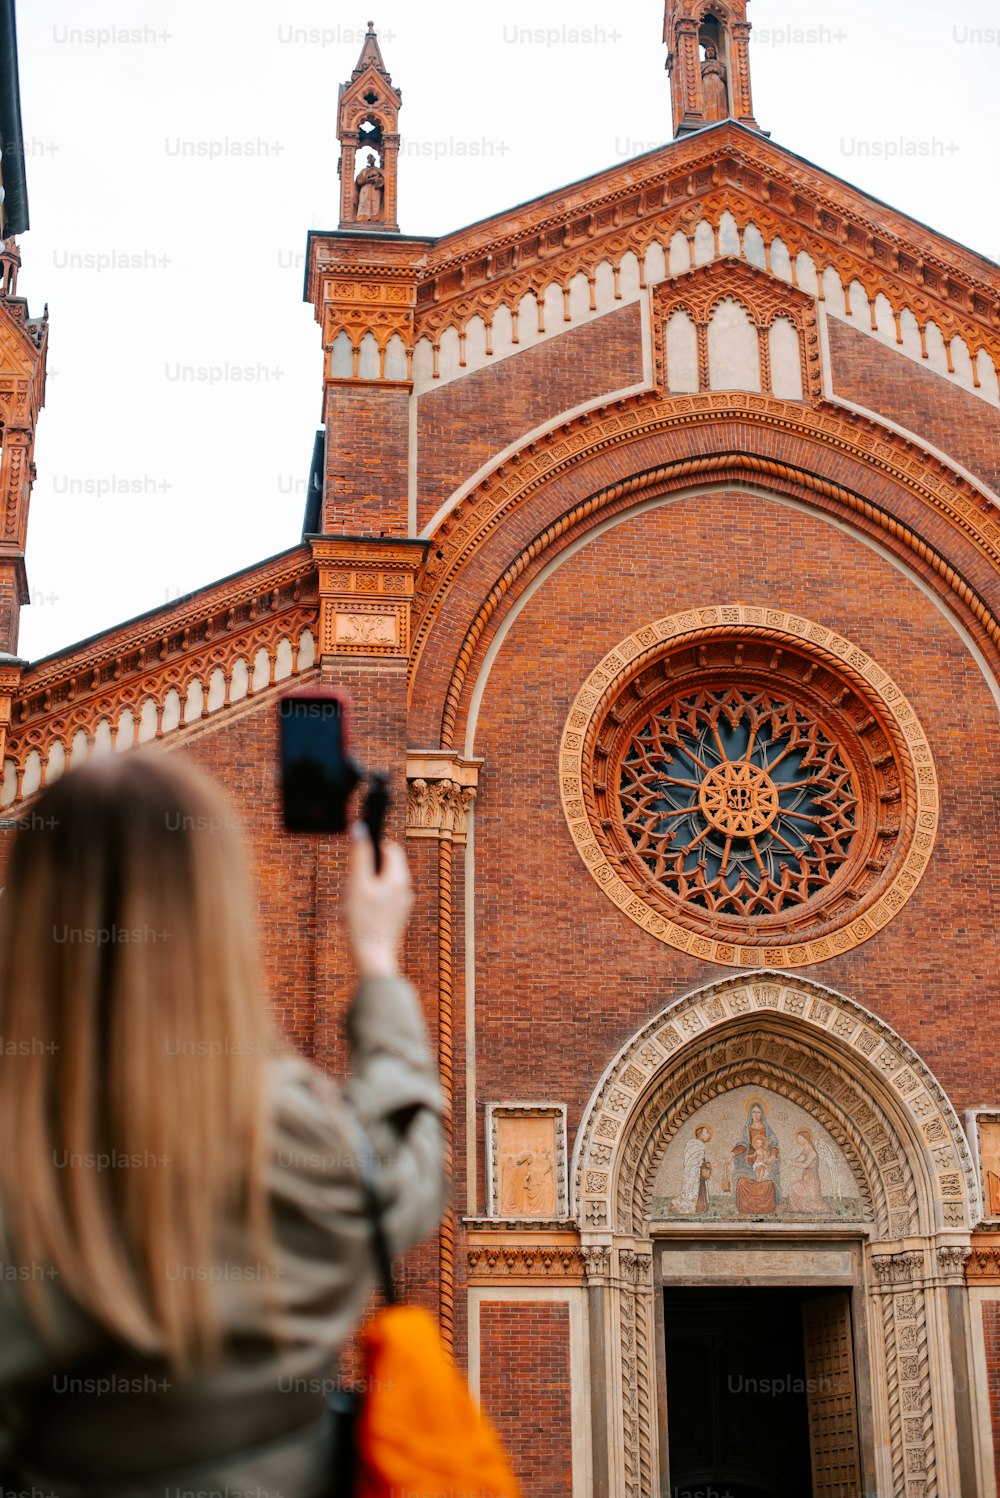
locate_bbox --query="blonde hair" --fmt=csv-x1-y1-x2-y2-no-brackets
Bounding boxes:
0,752,284,1371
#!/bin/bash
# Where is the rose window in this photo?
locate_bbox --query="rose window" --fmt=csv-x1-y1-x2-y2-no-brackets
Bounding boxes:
620,688,857,918
559,607,938,967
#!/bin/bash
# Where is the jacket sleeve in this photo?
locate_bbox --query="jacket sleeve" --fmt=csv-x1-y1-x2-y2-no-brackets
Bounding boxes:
340,974,448,1259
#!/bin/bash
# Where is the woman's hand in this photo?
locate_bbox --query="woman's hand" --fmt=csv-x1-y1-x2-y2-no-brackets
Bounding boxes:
345,824,413,978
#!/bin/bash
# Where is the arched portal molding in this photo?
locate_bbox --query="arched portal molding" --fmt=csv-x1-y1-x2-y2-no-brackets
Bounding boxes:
573,970,978,1238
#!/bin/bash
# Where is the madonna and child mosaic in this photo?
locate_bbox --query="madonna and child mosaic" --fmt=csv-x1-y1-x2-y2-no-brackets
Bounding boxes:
651,1086,864,1221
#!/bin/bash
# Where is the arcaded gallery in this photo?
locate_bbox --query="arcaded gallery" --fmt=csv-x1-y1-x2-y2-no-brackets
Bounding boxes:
2,2,1000,1494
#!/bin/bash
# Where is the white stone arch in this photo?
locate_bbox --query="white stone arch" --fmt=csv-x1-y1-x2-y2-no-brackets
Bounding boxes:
646,239,669,283
743,222,766,269
568,271,590,322
618,250,641,300
693,219,714,265
795,249,818,294
516,289,541,345
330,331,353,378
357,331,380,380
137,698,158,744
769,235,792,280
490,304,514,359
717,209,739,256
542,281,563,332
45,739,66,784
384,332,408,381
594,260,616,312
229,656,249,704
573,971,977,1235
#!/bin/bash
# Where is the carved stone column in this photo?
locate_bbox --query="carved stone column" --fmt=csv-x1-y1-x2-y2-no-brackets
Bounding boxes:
406,752,482,1350
582,1245,613,1498
615,1244,656,1498
868,1244,974,1497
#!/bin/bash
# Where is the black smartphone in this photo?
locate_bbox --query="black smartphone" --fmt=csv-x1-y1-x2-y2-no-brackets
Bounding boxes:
278,686,362,833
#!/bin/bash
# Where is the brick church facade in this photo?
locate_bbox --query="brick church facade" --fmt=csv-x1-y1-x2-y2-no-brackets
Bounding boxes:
3,4,1000,1494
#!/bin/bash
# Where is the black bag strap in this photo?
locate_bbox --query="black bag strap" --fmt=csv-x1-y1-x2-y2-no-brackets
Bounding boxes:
357,1134,397,1306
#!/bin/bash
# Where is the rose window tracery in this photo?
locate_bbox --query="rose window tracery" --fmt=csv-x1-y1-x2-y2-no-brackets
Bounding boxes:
620,688,858,918
559,607,938,967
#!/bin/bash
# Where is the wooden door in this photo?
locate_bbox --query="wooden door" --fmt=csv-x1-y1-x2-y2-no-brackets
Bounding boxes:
801,1290,863,1498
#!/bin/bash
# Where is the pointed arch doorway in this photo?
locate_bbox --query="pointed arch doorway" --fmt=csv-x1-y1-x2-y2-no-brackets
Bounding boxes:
572,973,982,1497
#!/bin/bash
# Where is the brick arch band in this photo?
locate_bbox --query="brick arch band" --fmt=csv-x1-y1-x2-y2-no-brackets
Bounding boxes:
403,394,1000,748
572,971,978,1237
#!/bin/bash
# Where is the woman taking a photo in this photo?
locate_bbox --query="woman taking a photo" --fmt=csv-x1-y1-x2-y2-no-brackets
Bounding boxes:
0,751,446,1497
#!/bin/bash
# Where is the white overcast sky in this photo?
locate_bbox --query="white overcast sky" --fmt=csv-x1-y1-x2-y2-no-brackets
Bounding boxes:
11,0,1000,663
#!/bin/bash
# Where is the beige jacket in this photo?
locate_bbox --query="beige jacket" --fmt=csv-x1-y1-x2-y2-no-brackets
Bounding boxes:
0,975,447,1498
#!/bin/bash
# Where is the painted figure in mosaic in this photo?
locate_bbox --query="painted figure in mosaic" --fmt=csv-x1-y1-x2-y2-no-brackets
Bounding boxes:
731,1100,780,1213
700,44,729,121
786,1127,829,1213
355,154,385,221
671,1123,714,1213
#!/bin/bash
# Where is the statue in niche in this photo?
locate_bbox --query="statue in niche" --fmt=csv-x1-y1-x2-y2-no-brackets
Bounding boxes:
354,153,385,222
700,43,729,122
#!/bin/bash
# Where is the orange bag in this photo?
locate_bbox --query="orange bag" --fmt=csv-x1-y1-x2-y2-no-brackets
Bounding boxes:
355,1305,522,1498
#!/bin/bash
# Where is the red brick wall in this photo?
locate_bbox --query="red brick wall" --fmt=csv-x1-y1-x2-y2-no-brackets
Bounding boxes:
324,383,410,536
416,303,643,531
828,317,1000,495
479,1300,573,1496
467,489,1000,1185
984,1301,1000,1489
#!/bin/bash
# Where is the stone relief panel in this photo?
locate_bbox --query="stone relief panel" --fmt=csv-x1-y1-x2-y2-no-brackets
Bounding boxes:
968,1109,1000,1221
487,1103,568,1220
650,1084,863,1223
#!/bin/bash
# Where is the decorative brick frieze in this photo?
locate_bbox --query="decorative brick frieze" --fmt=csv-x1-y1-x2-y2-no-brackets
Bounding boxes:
310,535,425,660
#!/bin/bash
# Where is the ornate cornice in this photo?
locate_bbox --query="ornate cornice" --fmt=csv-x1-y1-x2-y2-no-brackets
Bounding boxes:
18,546,315,699
467,1246,586,1282
465,1221,582,1282
310,536,426,660
308,127,999,380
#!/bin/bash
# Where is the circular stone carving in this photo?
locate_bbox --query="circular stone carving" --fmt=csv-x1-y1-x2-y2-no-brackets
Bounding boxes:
697,759,780,839
559,606,938,967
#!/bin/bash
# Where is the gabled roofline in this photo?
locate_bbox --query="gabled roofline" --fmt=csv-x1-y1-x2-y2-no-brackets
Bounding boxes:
423,119,999,276
306,118,998,290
